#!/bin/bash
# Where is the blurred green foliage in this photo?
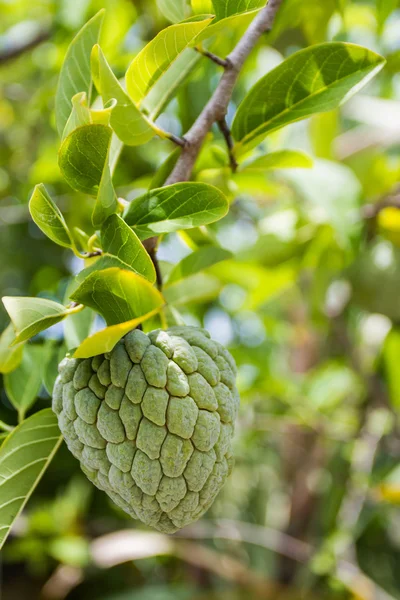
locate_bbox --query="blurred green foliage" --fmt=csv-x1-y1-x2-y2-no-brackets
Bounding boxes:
0,0,400,599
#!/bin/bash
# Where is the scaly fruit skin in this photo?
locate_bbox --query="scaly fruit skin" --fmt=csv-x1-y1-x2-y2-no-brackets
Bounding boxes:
52,326,239,533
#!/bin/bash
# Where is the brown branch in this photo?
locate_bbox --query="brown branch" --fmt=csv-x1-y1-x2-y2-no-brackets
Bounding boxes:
218,117,238,172
0,29,52,65
165,0,284,185
195,46,231,68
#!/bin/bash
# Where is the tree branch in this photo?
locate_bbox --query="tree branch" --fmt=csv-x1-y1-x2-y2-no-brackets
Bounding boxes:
218,118,238,172
165,0,284,185
0,29,52,65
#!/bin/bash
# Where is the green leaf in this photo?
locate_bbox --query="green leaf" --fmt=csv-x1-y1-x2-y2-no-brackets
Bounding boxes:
4,346,43,418
58,124,112,195
101,214,156,283
123,182,228,240
73,307,162,358
384,328,400,409
196,7,260,43
2,297,78,344
55,10,104,136
166,246,232,284
91,131,118,227
62,92,91,141
240,150,313,172
0,409,62,550
142,48,202,120
29,184,73,249
211,0,264,20
126,17,213,106
91,45,155,146
42,341,67,395
164,272,222,305
70,267,165,325
149,148,181,190
0,324,24,375
157,0,188,23
63,307,96,351
232,42,386,156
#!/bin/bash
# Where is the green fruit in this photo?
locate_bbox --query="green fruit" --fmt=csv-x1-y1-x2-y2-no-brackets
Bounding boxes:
52,326,239,533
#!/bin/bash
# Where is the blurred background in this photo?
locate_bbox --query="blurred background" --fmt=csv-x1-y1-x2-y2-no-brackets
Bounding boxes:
1,0,400,598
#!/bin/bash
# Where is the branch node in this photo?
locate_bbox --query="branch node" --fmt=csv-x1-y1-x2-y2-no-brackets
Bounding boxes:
195,46,230,69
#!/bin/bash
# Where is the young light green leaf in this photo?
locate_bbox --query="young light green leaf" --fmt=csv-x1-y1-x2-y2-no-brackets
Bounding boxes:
29,184,73,249
166,246,232,284
157,0,188,23
232,42,386,156
240,150,313,172
0,324,24,375
126,16,213,106
101,214,156,283
384,328,400,409
70,267,165,325
196,7,259,43
62,92,91,141
0,409,62,550
4,345,44,418
55,10,104,136
211,0,264,20
123,182,228,240
142,48,202,120
164,272,222,305
73,307,162,358
2,296,78,344
58,124,112,195
91,45,155,146
91,131,118,227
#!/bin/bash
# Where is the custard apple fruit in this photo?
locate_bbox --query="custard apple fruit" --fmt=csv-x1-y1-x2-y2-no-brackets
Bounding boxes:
52,326,239,533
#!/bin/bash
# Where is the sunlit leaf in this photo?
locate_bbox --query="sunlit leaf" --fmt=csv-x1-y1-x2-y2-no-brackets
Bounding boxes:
58,124,112,195
142,48,202,120
42,340,67,395
29,184,73,249
384,327,400,409
240,150,313,172
211,0,264,20
0,409,62,550
55,10,104,136
232,42,385,155
62,92,91,140
4,345,43,418
123,182,228,240
101,214,156,282
192,0,214,12
126,16,213,106
157,0,188,22
91,45,155,146
2,297,78,344
166,246,232,284
0,324,24,375
70,267,164,325
164,272,222,305
74,307,162,358
196,7,260,43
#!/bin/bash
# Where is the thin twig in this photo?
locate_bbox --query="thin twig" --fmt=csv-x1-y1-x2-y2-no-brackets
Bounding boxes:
165,0,284,185
195,46,231,69
0,29,52,65
218,117,238,172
